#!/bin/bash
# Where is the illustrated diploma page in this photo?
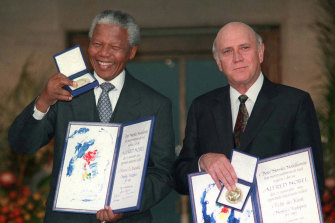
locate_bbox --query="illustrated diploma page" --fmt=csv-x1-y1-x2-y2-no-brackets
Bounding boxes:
188,172,256,223
54,122,119,213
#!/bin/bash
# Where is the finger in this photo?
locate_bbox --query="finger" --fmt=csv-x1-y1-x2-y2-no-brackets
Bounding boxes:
218,159,238,190
105,206,115,220
101,210,108,221
99,208,113,222
96,210,103,221
59,78,76,87
207,168,222,190
46,77,70,94
52,73,75,88
210,165,232,190
222,159,238,183
72,81,78,88
203,153,225,189
202,153,237,190
208,159,233,190
50,73,68,83
57,79,75,89
53,89,73,101
217,167,235,190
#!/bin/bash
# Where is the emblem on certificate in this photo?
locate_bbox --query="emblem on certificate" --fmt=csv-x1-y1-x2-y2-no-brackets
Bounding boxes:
226,187,243,204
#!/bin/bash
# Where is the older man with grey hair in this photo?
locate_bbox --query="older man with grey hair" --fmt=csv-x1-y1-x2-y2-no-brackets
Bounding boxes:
174,22,324,198
9,10,175,223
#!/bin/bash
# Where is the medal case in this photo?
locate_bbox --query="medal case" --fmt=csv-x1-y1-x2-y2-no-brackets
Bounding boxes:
216,150,259,211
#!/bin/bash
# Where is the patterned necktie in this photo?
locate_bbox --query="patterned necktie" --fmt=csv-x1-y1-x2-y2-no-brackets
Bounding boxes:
234,95,249,149
97,82,115,123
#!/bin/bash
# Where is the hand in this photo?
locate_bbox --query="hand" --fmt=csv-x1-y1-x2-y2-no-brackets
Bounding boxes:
96,206,123,222
36,73,77,112
199,153,237,190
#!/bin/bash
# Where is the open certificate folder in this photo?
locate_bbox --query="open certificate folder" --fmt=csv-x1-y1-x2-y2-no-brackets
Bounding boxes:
53,116,155,214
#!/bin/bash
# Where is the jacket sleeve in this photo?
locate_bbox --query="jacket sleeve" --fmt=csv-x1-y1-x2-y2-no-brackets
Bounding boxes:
173,101,202,195
8,99,56,154
292,93,325,196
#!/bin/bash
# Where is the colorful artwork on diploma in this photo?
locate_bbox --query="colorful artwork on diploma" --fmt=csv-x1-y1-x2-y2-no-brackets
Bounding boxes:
200,183,253,223
66,130,99,181
66,127,99,181
54,123,119,211
189,173,255,223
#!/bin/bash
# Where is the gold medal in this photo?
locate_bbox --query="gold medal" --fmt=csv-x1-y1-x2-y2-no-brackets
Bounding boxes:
225,187,243,204
75,78,90,88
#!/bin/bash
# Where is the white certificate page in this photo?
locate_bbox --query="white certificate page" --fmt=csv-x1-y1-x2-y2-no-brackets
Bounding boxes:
109,119,152,210
255,149,322,223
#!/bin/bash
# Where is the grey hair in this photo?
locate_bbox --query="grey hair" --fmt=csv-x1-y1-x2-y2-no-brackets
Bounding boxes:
88,10,140,46
212,28,263,59
255,33,263,51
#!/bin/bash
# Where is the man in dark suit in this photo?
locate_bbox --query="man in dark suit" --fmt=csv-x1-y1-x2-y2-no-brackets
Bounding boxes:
173,22,324,196
8,10,175,223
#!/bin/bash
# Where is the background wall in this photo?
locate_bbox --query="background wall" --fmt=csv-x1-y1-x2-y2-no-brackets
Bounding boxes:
0,0,325,107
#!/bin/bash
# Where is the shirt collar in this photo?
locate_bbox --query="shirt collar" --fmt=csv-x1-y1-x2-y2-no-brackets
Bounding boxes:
93,70,125,91
230,73,264,104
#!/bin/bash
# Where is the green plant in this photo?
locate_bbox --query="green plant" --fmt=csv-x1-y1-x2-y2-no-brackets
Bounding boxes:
316,0,335,179
0,57,53,222
316,1,335,222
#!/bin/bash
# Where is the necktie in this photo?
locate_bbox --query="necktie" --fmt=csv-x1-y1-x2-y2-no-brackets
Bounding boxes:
97,82,115,123
234,95,249,148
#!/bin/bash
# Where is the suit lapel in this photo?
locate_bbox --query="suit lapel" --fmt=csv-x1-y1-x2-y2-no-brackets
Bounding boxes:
240,78,277,150
71,89,99,122
111,72,142,123
212,87,234,152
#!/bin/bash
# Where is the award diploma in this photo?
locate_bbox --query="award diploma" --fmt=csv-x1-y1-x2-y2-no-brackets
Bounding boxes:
255,148,323,222
53,116,155,214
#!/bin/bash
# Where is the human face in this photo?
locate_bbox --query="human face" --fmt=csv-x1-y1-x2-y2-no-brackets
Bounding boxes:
214,23,264,93
88,24,138,81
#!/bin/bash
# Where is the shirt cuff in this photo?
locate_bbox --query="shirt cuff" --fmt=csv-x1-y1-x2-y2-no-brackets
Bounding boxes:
198,154,206,172
33,103,49,120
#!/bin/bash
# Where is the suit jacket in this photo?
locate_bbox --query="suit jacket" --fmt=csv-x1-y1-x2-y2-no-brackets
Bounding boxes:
174,77,324,196
8,71,175,223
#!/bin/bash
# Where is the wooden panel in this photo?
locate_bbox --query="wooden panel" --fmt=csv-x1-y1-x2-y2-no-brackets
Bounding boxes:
258,28,281,83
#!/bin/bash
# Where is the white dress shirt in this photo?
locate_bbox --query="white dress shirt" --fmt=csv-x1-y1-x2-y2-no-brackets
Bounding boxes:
230,73,264,130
